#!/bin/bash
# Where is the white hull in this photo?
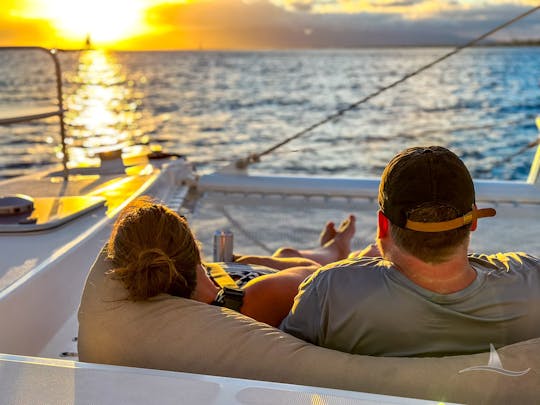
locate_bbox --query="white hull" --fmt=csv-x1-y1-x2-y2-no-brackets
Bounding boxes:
1,353,444,405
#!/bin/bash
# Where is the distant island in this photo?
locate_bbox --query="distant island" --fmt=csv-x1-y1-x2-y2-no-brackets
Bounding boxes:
481,39,540,47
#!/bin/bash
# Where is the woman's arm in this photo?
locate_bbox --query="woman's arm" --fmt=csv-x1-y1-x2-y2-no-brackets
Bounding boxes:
240,265,318,327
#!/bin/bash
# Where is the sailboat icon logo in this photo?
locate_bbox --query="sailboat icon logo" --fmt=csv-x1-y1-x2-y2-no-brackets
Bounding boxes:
459,344,530,377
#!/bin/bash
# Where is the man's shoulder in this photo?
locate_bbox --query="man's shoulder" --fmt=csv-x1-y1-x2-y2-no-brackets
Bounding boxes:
310,256,392,281
469,252,540,272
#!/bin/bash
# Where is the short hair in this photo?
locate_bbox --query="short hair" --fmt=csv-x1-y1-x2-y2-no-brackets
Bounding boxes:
389,203,471,264
107,196,200,301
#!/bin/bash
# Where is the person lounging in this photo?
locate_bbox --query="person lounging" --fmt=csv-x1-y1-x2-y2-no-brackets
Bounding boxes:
280,146,540,356
106,196,356,327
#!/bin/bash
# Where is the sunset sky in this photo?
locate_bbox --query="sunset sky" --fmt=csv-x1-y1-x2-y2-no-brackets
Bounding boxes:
1,0,539,50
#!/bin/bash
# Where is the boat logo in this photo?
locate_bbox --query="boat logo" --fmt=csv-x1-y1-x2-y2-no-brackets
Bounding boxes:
458,344,530,377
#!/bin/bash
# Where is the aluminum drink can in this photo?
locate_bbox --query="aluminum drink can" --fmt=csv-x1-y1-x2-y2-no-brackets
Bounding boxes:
213,230,234,262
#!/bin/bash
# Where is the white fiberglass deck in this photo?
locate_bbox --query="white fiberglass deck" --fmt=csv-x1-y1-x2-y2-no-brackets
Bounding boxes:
0,354,453,405
0,157,193,358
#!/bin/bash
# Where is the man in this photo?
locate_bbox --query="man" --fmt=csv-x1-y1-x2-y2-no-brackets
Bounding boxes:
280,146,540,357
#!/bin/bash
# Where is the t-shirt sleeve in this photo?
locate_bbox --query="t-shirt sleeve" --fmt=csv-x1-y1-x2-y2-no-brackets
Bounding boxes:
279,271,324,344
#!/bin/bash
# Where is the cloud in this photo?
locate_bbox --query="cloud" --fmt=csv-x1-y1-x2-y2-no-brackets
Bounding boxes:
426,3,540,41
370,0,425,7
0,16,60,47
290,1,314,12
135,0,539,49
1,0,539,49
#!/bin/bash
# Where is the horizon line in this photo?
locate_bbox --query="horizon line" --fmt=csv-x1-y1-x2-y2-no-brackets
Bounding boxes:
51,41,540,53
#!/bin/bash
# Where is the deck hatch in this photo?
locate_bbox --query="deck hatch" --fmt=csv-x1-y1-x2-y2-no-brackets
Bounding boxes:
0,196,106,233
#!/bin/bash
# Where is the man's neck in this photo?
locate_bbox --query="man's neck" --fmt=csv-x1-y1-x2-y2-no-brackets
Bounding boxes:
385,248,476,294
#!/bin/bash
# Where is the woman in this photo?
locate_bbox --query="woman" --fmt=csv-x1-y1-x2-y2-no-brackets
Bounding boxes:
107,196,355,327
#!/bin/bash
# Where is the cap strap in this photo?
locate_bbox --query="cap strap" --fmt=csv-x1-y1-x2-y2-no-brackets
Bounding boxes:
405,207,496,232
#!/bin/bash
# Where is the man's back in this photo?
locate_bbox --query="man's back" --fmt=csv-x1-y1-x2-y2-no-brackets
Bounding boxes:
280,252,540,356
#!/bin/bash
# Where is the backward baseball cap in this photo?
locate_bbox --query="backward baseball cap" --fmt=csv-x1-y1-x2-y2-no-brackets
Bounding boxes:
378,146,496,232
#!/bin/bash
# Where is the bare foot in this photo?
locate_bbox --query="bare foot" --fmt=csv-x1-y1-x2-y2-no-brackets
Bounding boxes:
273,215,356,266
319,221,336,246
273,220,336,258
320,215,356,261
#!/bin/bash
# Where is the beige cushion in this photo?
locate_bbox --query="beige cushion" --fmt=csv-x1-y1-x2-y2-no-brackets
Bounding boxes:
78,249,539,404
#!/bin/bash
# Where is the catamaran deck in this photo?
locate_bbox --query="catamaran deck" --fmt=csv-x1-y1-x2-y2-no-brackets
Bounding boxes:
0,157,191,358
191,174,540,259
1,162,539,362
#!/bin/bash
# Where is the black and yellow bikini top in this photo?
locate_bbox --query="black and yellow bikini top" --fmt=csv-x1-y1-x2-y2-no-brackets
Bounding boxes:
205,262,245,312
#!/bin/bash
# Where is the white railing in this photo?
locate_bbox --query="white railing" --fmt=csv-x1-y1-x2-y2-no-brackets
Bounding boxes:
0,46,68,178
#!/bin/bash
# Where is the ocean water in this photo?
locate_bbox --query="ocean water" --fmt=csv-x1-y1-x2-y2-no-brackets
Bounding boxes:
0,47,539,180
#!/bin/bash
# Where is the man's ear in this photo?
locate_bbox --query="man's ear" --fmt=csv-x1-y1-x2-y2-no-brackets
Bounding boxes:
470,204,478,232
377,210,389,239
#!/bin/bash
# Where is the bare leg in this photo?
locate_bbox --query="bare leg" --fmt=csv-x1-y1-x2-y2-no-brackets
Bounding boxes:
273,215,356,266
272,220,337,259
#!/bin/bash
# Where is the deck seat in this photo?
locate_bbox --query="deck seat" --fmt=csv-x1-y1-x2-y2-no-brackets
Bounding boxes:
78,248,539,404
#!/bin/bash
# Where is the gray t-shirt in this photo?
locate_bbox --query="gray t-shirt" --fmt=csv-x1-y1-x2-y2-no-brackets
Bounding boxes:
280,252,540,356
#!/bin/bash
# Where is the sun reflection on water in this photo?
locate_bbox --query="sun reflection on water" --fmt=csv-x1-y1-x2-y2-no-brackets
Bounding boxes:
62,50,146,167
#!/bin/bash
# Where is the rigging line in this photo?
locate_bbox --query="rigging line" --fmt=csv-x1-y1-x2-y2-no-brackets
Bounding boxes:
235,5,540,169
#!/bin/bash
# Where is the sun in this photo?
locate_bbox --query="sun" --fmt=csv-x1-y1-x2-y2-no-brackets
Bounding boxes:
32,0,149,46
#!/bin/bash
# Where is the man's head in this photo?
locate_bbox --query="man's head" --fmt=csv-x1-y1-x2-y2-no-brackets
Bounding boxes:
378,146,495,263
